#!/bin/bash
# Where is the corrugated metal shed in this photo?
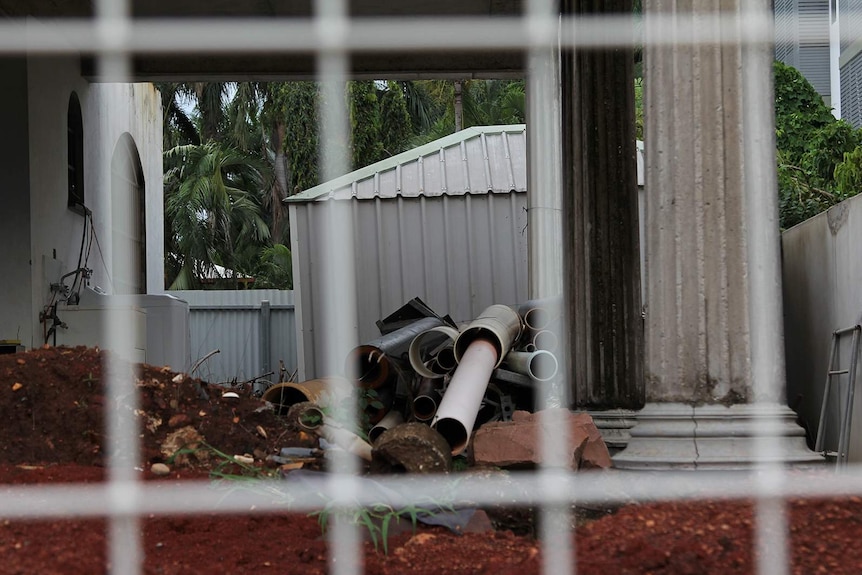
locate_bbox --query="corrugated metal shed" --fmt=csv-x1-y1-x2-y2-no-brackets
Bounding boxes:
287,125,644,381
291,125,528,202
165,289,297,386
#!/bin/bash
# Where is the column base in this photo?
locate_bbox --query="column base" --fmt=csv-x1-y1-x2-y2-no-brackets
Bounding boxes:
588,409,639,455
612,402,825,470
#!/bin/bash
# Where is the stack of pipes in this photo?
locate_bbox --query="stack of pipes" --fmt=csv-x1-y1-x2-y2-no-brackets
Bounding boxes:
270,297,564,458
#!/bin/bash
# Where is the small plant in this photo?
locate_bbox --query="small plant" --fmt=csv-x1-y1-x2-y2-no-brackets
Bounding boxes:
309,495,455,554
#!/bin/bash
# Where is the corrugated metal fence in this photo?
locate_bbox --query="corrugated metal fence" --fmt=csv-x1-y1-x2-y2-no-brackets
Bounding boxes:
166,290,297,387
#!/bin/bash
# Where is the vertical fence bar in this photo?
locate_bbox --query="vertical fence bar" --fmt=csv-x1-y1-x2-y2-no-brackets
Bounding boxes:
260,299,272,375
742,2,791,575
315,1,362,574
96,0,141,570
528,1,574,574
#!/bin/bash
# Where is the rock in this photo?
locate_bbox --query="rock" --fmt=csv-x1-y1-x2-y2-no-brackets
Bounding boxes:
150,463,171,476
168,413,191,428
160,426,208,466
471,409,611,470
371,423,452,473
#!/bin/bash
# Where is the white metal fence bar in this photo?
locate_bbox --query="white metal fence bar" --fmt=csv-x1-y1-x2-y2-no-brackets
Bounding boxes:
0,13,843,55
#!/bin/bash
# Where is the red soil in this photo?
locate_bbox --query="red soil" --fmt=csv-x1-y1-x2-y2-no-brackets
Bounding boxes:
0,346,857,574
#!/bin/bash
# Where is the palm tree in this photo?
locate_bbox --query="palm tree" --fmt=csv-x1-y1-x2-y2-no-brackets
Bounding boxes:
164,141,272,289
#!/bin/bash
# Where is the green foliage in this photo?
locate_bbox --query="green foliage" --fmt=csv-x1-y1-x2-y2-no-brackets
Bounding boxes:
160,78,528,289
378,81,414,157
349,81,385,169
310,496,454,554
164,141,272,289
774,61,834,163
774,61,862,229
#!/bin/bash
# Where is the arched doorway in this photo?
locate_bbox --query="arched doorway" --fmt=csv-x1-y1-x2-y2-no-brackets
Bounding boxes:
111,134,146,295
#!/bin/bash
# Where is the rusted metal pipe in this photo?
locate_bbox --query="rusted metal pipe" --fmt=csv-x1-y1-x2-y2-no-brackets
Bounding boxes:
503,350,559,382
412,376,445,421
261,377,351,415
408,325,460,378
346,316,445,388
432,337,499,454
453,304,522,368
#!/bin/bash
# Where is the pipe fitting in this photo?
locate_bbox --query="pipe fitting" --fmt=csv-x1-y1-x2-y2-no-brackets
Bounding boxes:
408,325,459,378
453,304,522,368
503,350,559,382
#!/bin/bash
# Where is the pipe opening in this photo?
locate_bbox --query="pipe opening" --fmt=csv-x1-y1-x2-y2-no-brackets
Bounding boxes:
435,346,457,371
530,351,559,382
296,405,325,431
523,307,552,331
455,327,503,363
413,395,438,421
533,329,558,352
262,384,313,415
433,417,469,455
351,346,390,387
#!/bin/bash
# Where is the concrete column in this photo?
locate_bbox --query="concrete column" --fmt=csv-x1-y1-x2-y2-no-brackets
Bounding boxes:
561,0,645,411
613,0,821,469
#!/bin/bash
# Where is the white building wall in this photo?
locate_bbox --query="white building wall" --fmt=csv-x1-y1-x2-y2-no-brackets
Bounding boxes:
0,58,33,347
25,55,163,347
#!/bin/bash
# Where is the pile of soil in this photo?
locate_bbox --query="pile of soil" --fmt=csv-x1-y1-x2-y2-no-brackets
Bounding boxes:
0,346,859,574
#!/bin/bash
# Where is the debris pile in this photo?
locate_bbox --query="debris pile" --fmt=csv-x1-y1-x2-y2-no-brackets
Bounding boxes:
264,297,611,472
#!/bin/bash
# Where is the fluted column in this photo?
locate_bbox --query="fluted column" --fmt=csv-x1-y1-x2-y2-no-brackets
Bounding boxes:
561,0,644,411
613,0,820,469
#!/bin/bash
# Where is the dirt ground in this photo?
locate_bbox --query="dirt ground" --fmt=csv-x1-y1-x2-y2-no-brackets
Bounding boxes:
0,345,859,574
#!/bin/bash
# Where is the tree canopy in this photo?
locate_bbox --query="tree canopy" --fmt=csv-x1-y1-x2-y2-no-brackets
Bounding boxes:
159,79,526,290
775,61,862,229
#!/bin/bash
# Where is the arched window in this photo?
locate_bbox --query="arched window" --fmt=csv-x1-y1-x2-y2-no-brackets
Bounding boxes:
67,92,85,213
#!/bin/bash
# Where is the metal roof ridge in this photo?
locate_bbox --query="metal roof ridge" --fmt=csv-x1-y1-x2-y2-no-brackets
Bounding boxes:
285,124,527,203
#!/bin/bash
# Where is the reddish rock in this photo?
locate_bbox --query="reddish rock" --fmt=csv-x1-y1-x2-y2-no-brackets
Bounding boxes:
472,409,611,470
168,413,191,428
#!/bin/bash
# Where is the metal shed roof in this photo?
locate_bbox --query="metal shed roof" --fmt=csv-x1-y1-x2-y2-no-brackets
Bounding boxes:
287,124,528,202
287,124,644,202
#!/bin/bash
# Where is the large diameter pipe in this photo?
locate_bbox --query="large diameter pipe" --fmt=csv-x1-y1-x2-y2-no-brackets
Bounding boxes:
503,350,559,382
431,338,498,454
346,316,445,387
453,304,522,368
261,377,351,415
408,325,460,378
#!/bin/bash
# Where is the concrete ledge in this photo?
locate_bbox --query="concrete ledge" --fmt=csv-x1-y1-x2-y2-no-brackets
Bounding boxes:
612,403,825,470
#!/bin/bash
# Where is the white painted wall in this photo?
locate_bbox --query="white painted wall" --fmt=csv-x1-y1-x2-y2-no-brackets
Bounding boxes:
782,194,862,462
0,58,33,347
23,56,163,347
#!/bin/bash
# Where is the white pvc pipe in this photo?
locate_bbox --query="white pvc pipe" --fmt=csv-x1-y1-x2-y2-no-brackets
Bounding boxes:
368,409,405,443
503,350,559,382
431,338,499,454
319,424,374,462
453,304,522,367
532,329,558,352
408,325,460,378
